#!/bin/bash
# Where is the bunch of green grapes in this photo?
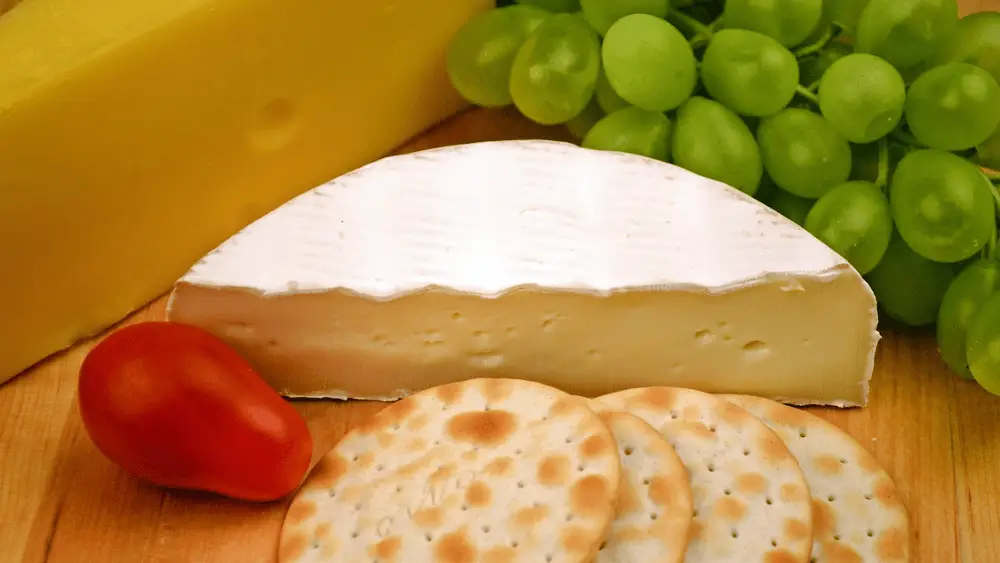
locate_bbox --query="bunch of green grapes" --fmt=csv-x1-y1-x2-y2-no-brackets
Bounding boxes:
448,1,1000,396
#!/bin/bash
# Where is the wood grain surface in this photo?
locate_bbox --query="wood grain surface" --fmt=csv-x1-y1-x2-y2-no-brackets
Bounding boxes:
3,7,1000,558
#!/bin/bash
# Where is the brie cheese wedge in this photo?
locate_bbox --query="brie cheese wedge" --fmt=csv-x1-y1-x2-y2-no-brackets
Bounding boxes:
166,140,879,406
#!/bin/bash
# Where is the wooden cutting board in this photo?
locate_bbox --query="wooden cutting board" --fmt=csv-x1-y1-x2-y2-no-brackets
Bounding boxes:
3,105,1000,562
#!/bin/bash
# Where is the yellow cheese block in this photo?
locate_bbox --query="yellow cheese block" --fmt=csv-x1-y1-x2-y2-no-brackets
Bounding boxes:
0,0,490,384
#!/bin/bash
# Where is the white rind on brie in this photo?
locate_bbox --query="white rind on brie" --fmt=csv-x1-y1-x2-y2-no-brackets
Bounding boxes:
166,140,879,407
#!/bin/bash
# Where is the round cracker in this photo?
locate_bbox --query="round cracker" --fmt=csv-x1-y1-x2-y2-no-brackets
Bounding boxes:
279,378,621,563
586,401,693,563
721,394,910,562
597,387,814,563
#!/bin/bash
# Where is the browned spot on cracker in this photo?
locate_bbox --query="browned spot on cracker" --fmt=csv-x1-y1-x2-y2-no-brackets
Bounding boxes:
767,403,808,429
481,378,514,403
720,401,751,424
579,433,611,459
816,455,843,475
764,548,798,563
430,464,456,483
413,507,443,528
310,453,349,488
561,525,592,553
377,431,395,448
378,398,417,428
315,523,332,539
461,450,478,461
549,396,582,418
372,536,402,562
714,496,747,522
357,451,377,468
780,482,808,503
647,476,674,506
616,478,641,516
407,413,430,431
823,541,862,563
688,521,704,540
435,530,477,563
446,410,516,447
737,473,767,495
784,518,810,541
682,405,701,420
875,528,908,561
812,499,836,538
570,475,611,516
483,546,517,563
632,387,676,409
408,437,428,451
483,456,514,476
682,421,716,440
435,381,466,405
320,539,339,558
284,499,317,525
537,454,571,486
279,533,307,560
465,480,492,507
760,434,791,462
858,452,881,472
610,525,647,542
874,477,901,508
513,504,550,527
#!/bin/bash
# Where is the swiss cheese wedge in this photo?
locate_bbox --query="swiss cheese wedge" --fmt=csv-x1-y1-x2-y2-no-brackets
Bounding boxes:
0,0,488,383
167,140,880,406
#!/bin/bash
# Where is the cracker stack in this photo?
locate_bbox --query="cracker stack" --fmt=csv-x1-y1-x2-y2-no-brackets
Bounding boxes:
279,379,910,563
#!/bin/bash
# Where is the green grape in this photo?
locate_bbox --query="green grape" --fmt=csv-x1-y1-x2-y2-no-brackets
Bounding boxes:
756,108,852,198
671,96,763,195
581,107,673,161
905,63,1000,151
965,291,1000,395
510,14,601,124
854,0,958,70
768,188,815,226
818,54,906,143
721,0,822,48
804,181,893,274
937,259,1000,380
889,149,994,263
580,0,669,36
799,42,853,87
565,98,605,139
516,0,581,12
446,6,550,107
701,29,799,117
975,123,1000,170
595,68,629,114
823,0,871,33
865,232,956,326
602,14,698,112
926,11,1000,87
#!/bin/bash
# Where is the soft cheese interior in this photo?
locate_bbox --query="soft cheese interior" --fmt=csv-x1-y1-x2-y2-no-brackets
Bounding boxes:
166,140,880,407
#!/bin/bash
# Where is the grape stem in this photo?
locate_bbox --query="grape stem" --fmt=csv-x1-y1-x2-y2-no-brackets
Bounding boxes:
794,85,819,105
875,137,890,191
984,169,1000,182
670,11,714,46
793,25,836,58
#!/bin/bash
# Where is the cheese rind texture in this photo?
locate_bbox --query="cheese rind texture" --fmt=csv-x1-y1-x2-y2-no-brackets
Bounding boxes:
167,140,880,406
0,0,488,383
